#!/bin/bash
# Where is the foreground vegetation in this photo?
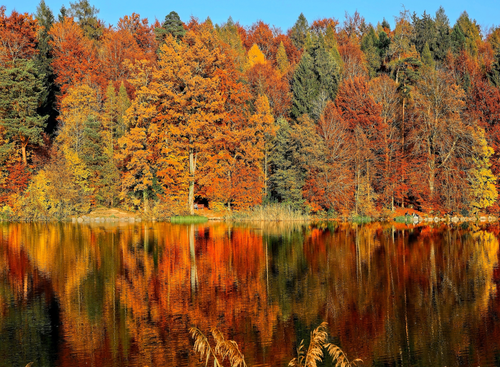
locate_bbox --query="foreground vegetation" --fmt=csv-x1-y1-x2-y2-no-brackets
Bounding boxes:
1,1,500,221
190,323,362,367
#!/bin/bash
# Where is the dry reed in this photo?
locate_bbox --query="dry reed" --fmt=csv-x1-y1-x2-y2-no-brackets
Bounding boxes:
229,203,310,221
190,327,247,367
288,322,362,367
191,323,360,367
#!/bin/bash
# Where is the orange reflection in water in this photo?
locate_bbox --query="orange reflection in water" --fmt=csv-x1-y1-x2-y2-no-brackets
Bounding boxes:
0,221,500,366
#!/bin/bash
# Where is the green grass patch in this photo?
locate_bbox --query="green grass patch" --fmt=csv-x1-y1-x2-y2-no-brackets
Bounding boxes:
170,215,208,224
393,215,412,223
351,215,372,223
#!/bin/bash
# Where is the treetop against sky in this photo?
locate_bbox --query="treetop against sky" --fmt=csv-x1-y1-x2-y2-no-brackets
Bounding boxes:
2,0,498,33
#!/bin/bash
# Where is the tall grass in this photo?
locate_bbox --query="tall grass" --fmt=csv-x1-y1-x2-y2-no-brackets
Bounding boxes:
229,203,309,221
289,322,362,367
170,215,208,224
191,323,361,367
190,327,247,367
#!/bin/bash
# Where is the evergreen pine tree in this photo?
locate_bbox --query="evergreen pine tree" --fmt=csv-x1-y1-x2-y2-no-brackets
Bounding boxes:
361,26,381,77
377,30,391,58
421,42,435,69
292,35,341,119
313,46,340,102
291,53,319,118
155,11,185,44
58,5,67,22
434,7,452,62
35,0,58,135
67,0,102,40
82,115,106,168
381,18,391,31
268,117,305,207
488,48,500,88
81,115,119,206
412,11,437,55
451,24,466,54
0,60,47,165
290,13,309,50
276,41,290,73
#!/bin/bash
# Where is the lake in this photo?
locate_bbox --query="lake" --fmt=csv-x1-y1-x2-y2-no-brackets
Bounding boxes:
1,221,499,366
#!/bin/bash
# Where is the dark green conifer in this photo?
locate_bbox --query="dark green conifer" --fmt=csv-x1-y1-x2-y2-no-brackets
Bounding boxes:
381,18,391,31
68,0,102,40
290,13,309,50
82,115,120,206
35,0,58,135
155,11,185,44
488,48,500,88
0,60,47,165
58,5,67,22
291,53,318,118
268,117,305,208
361,26,381,77
421,42,435,69
292,35,340,119
412,11,437,55
433,7,452,62
451,24,466,54
377,30,391,58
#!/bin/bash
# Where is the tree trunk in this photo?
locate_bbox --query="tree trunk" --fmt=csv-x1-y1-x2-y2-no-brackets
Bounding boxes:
401,97,405,208
429,154,435,201
21,144,27,166
143,191,148,214
189,148,195,215
264,148,268,198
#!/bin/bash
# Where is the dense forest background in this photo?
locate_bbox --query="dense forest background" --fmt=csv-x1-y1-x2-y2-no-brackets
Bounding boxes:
1,0,500,219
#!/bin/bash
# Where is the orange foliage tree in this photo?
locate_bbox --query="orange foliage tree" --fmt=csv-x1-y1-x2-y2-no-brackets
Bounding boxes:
0,7,38,65
49,18,101,99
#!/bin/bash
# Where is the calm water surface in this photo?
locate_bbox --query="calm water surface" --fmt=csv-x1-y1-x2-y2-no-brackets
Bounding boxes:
1,221,500,366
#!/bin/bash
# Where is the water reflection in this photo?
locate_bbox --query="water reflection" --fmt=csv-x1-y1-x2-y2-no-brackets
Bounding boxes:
0,222,499,366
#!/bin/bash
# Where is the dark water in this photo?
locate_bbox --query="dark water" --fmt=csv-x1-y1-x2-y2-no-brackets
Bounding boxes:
1,221,500,367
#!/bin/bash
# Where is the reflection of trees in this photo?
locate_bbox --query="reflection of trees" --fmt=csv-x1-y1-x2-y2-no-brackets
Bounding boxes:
273,222,500,366
1,221,500,367
0,223,58,367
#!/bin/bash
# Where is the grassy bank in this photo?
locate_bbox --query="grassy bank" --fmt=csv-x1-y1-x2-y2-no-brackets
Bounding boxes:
170,215,208,224
228,204,310,221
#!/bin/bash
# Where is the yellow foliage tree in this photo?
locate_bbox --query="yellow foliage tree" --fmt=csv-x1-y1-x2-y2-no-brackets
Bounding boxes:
469,127,498,213
57,84,101,155
248,43,266,67
276,41,290,74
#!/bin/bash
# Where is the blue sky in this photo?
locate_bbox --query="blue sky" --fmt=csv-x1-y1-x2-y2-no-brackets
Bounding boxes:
2,0,499,34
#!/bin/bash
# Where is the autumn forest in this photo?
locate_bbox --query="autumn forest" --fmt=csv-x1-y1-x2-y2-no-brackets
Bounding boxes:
1,0,500,219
